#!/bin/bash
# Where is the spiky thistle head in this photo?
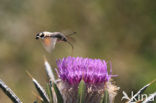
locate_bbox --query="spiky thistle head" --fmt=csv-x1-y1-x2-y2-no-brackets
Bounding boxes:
55,56,119,103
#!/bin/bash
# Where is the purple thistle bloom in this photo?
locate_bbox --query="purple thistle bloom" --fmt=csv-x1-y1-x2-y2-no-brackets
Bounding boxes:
56,56,112,85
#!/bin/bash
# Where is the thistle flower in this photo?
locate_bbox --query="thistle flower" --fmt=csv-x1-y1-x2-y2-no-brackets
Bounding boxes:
56,56,119,103
57,57,111,85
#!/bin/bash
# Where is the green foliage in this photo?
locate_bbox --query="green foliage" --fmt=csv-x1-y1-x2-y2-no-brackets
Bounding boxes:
52,82,64,103
46,83,53,103
78,80,86,103
0,79,22,103
100,90,109,103
32,78,50,103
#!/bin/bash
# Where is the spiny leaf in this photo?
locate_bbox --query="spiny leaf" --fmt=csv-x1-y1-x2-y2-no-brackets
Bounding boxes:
46,83,53,103
33,78,50,103
128,79,156,103
0,79,22,103
78,80,86,103
53,82,63,103
26,71,50,103
44,57,55,82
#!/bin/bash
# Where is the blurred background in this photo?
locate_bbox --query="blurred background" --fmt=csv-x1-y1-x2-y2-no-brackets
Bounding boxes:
0,0,156,102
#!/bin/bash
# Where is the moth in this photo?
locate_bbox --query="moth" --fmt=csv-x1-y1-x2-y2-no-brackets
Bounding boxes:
35,31,75,52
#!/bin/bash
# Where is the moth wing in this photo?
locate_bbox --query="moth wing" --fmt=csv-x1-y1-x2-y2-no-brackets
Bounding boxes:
41,38,57,52
66,36,75,43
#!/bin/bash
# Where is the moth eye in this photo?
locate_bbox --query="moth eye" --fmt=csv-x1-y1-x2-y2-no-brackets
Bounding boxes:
40,33,44,37
35,33,40,39
63,38,67,41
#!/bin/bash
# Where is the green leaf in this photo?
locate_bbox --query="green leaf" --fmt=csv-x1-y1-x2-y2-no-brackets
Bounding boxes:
46,83,53,103
32,78,50,103
104,90,109,103
0,79,22,103
26,71,50,103
100,90,109,103
53,82,63,103
78,80,86,103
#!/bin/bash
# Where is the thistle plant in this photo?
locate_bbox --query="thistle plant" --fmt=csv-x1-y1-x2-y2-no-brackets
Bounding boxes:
56,57,119,103
32,56,120,103
0,56,156,103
